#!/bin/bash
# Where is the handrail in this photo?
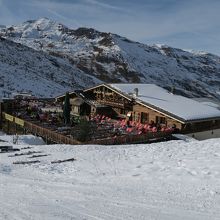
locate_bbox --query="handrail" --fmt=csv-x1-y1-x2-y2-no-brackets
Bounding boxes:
86,131,172,145
2,112,81,145
2,112,172,145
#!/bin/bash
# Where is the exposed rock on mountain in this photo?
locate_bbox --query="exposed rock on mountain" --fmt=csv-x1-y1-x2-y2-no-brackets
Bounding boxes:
1,18,220,99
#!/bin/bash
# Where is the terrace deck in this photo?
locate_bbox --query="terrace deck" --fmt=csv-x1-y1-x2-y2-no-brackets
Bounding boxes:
2,112,173,145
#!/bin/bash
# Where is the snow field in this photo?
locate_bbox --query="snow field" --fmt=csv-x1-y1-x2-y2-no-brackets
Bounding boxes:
0,135,220,219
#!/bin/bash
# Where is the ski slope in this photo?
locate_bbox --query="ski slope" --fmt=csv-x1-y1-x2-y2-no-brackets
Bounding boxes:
0,134,220,220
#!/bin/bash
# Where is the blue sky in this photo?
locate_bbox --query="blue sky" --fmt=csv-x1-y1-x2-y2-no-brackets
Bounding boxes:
0,0,220,55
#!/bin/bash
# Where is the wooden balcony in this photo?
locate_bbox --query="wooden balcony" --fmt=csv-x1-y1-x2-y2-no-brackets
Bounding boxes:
97,100,124,108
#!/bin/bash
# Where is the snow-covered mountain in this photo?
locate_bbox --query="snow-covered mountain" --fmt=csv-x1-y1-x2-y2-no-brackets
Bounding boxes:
1,18,220,99
0,37,100,97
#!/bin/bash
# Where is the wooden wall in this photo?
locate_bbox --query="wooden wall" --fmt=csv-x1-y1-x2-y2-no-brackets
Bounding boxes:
84,85,220,133
85,85,183,128
182,119,220,133
85,85,133,116
132,104,183,129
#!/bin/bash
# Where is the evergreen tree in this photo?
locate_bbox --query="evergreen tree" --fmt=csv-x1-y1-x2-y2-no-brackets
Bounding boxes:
63,92,71,125
77,118,91,142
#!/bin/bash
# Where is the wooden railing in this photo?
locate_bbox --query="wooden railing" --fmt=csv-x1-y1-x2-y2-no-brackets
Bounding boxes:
2,112,81,145
2,112,172,145
24,121,81,145
86,131,172,145
97,100,124,108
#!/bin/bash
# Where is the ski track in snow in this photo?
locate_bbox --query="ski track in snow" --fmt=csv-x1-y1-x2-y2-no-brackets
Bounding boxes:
0,135,220,219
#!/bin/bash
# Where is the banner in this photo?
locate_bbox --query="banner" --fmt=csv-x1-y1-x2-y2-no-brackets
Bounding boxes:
4,113,14,122
14,117,24,127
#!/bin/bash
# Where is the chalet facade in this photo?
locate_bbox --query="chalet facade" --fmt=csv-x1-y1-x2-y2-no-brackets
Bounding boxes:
56,91,88,116
83,84,133,117
56,83,220,134
83,84,220,133
56,90,117,117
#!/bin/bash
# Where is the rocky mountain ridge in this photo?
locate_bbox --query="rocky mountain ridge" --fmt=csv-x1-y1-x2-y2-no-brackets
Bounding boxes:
0,18,220,99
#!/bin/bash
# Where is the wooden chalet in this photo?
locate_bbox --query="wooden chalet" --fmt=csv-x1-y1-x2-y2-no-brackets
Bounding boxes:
55,90,116,117
1,84,220,144
83,84,133,118
83,84,220,134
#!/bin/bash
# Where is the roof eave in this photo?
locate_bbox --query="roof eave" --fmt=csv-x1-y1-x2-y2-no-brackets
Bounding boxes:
55,91,79,101
185,116,220,123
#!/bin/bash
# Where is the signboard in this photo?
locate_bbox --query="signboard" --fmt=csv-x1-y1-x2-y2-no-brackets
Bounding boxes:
14,117,24,127
4,113,14,122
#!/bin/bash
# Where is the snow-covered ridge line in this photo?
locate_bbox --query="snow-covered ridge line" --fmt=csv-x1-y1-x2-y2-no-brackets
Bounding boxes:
1,17,220,100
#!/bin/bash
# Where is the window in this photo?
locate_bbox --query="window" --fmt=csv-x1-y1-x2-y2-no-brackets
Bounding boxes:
133,112,140,122
156,116,166,125
141,112,148,123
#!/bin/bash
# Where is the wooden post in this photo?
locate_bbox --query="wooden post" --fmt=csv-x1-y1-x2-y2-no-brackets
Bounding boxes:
14,122,17,134
7,120,10,134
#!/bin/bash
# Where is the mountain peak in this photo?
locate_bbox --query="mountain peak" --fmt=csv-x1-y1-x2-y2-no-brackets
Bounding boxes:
1,18,220,100
34,17,58,28
24,17,51,23
22,17,60,32
1,17,66,40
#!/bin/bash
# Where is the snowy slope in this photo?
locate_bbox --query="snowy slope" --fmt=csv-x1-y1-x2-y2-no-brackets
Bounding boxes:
1,18,220,99
0,135,220,220
0,37,100,98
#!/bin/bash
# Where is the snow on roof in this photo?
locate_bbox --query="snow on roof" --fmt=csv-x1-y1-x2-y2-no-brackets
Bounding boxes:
109,84,220,122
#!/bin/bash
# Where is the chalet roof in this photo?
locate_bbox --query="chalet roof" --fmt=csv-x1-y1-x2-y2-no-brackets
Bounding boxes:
55,90,83,101
83,84,132,101
107,84,220,123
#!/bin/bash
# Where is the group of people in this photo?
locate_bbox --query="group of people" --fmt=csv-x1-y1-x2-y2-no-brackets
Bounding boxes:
16,99,177,138
86,114,176,137
114,119,175,135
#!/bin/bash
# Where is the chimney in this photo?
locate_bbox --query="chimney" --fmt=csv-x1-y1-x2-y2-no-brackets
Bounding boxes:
134,88,139,97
